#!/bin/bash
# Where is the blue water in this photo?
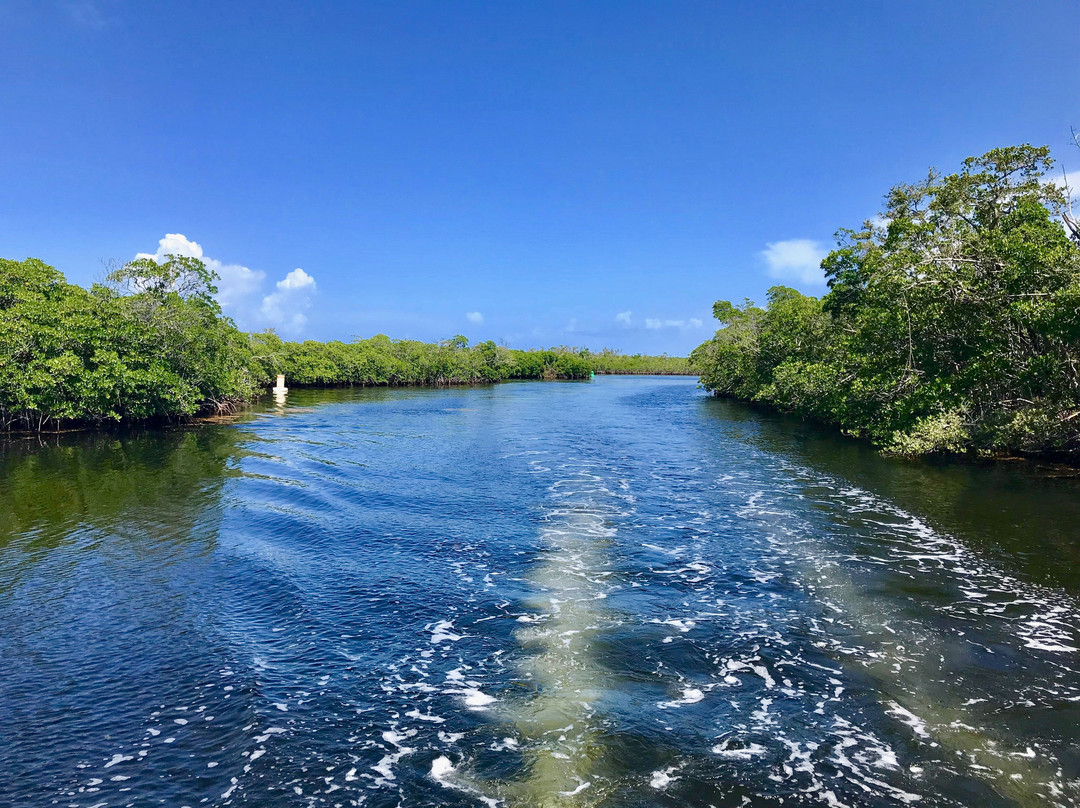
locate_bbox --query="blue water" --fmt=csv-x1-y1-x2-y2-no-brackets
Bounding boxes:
2,377,1079,806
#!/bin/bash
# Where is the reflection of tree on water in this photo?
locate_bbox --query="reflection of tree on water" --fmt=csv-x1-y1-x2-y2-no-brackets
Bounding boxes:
254,381,505,414
0,426,245,579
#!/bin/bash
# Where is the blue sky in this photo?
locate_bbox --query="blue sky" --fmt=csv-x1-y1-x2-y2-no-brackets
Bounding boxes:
2,1,1078,355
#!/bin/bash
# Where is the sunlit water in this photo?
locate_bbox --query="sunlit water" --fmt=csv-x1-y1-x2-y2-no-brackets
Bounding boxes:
2,377,1080,807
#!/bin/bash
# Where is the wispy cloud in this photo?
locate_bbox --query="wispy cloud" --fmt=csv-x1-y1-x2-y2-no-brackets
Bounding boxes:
58,0,109,28
761,239,828,285
615,310,632,325
644,318,703,330
466,311,484,324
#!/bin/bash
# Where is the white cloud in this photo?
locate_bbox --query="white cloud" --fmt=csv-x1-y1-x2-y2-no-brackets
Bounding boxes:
136,233,267,310
261,268,317,334
135,234,316,334
136,232,203,262
761,239,828,285
868,213,890,231
1048,169,1080,203
466,311,484,324
645,318,662,330
277,267,315,291
214,262,266,308
1046,171,1080,235
615,310,632,325
689,318,703,328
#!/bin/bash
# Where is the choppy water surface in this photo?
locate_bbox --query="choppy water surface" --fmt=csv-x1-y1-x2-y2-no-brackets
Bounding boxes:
3,377,1080,807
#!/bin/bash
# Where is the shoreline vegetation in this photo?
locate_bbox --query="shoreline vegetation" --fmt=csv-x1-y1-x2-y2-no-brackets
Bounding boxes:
0,255,689,432
691,145,1080,461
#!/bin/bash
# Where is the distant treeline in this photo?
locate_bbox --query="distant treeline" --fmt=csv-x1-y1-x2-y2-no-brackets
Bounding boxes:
691,145,1080,459
250,334,688,388
588,352,691,374
0,256,686,431
251,332,589,387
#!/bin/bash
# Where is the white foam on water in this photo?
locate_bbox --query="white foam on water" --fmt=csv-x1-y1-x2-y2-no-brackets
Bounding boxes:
369,729,417,786
430,755,455,781
558,778,591,796
724,461,1080,805
650,766,679,789
405,708,446,723
712,741,767,760
430,620,463,644
658,687,705,709
430,755,500,807
461,689,496,709
886,702,931,739
651,617,697,633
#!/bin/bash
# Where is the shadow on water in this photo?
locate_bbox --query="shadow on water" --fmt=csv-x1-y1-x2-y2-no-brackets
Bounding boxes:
698,397,1080,593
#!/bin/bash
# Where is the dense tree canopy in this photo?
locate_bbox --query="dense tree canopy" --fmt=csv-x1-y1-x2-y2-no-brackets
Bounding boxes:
692,145,1080,458
0,256,260,430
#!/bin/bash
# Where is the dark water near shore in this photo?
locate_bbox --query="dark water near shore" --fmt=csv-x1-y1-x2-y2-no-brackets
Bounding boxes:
2,377,1080,807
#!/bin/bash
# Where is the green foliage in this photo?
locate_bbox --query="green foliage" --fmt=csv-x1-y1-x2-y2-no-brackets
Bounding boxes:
1,257,689,430
269,338,599,386
585,348,691,374
0,255,259,430
884,409,971,456
691,144,1080,458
